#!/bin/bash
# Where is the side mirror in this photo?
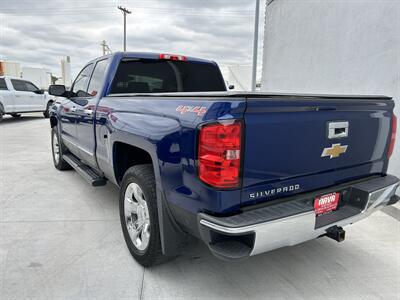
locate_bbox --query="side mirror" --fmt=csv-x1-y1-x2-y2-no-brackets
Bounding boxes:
49,85,67,97
228,84,235,90
33,89,45,95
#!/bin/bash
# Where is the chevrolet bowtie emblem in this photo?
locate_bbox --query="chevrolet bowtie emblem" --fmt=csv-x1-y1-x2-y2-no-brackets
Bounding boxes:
321,143,348,159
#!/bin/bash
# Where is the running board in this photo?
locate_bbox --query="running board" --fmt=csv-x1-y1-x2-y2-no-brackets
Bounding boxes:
63,154,107,187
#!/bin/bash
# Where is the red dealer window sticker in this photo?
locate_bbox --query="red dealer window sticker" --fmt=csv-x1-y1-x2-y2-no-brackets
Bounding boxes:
314,192,340,216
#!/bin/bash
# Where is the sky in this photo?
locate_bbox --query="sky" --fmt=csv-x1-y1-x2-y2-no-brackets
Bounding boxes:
0,0,265,80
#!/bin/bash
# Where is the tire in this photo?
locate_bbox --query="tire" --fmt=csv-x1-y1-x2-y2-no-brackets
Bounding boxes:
119,164,165,267
51,126,71,170
11,113,21,118
43,101,53,118
0,112,3,123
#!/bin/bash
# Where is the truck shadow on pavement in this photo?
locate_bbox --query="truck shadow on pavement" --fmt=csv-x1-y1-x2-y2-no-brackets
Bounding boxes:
143,232,395,298
84,177,398,299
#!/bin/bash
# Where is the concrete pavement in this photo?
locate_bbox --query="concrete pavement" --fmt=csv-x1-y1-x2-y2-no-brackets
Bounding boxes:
0,114,399,300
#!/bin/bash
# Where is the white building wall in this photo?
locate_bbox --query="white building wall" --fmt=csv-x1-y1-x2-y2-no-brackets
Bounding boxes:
261,0,400,177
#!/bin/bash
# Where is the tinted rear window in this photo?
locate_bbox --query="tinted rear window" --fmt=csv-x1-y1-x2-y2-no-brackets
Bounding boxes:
10,79,39,92
0,78,7,90
11,79,27,91
110,59,226,94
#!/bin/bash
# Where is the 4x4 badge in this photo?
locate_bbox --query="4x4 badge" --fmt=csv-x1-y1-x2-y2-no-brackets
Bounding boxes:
321,143,348,159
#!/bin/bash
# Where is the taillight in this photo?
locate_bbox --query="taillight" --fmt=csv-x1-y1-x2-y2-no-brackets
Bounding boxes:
388,114,397,159
159,53,187,61
198,120,242,188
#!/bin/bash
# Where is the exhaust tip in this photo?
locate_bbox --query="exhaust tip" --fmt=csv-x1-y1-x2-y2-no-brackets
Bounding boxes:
326,226,346,242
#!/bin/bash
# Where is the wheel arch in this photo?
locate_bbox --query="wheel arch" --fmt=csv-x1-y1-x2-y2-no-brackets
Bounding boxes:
113,141,155,185
50,115,58,128
47,99,54,107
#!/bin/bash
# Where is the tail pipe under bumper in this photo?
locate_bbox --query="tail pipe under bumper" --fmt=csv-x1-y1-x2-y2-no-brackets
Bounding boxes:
198,175,399,260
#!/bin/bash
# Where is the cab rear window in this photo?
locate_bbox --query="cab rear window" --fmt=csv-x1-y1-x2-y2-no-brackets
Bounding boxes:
0,78,8,90
110,59,226,94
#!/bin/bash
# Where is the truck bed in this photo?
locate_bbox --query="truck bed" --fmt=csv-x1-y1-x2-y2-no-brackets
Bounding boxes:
100,92,394,212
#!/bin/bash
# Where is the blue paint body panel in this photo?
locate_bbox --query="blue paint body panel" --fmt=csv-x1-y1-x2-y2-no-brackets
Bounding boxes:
95,96,246,214
50,52,395,221
240,98,393,207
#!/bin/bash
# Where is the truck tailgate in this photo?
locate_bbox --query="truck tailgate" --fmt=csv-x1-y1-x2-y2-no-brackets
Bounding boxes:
241,96,394,206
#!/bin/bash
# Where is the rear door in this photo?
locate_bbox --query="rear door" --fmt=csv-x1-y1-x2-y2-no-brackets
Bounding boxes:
75,58,110,170
59,63,94,157
241,96,394,207
24,81,46,111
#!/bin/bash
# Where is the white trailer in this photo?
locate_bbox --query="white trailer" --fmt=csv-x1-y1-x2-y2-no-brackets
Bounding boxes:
261,0,400,177
21,67,52,90
227,65,252,91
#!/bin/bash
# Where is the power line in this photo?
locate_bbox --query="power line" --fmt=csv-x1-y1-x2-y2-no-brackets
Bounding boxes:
117,6,132,52
0,10,253,18
0,5,254,16
1,7,253,14
0,12,253,28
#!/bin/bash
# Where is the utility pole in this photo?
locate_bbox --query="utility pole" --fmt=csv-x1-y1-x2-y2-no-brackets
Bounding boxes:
101,40,107,55
251,0,260,92
118,6,132,52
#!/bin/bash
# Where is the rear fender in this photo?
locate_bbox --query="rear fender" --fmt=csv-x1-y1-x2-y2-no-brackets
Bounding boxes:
107,116,188,256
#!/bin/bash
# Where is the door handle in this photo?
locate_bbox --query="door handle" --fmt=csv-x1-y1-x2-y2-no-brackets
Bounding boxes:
71,107,77,112
328,121,349,139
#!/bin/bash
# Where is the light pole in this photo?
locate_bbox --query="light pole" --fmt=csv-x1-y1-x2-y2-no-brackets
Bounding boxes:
251,0,260,91
118,6,132,52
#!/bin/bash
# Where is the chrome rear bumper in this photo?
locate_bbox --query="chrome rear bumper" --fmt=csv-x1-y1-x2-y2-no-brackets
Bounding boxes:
198,175,399,260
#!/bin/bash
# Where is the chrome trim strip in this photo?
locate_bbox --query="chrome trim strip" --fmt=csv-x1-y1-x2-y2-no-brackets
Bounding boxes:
61,134,93,156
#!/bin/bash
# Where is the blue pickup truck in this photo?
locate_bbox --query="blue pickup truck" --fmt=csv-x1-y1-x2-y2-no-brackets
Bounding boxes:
48,52,399,266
